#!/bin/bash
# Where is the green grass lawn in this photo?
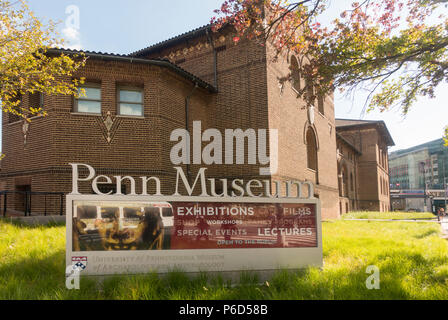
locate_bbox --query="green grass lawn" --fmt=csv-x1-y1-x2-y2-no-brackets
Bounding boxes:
342,211,436,220
0,219,447,300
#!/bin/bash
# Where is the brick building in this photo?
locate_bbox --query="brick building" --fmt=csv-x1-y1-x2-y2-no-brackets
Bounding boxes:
0,24,393,218
336,119,395,213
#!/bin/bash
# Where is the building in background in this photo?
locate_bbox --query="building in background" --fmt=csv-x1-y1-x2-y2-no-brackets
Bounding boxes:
335,119,395,214
389,138,448,212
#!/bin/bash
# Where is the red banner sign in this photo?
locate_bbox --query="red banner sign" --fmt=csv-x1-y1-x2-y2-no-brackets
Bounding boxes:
73,201,317,251
171,202,317,249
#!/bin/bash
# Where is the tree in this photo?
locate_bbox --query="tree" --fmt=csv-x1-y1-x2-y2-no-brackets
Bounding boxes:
445,126,448,146
212,0,448,143
0,0,85,121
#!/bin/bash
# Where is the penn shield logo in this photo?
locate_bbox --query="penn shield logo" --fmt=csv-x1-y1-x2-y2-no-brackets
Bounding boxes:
72,256,87,271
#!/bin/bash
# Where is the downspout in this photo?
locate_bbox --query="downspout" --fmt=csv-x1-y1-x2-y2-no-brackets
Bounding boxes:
206,29,218,90
185,82,199,183
354,155,359,210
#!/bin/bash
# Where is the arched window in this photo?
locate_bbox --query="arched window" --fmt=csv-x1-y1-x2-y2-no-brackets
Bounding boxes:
380,177,384,195
338,173,343,197
306,127,318,171
350,172,354,192
290,56,301,92
305,78,315,106
317,93,325,115
342,165,348,197
8,93,23,123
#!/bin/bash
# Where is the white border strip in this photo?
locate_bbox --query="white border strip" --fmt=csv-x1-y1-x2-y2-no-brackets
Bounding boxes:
66,195,323,276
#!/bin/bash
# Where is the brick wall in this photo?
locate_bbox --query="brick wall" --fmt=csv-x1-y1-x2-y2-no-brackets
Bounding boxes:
337,126,392,212
336,136,360,215
0,58,216,214
0,26,383,219
265,43,340,219
149,29,343,218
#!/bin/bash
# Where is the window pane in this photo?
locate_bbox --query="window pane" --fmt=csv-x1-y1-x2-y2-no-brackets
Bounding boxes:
162,207,173,217
29,92,43,108
120,90,142,103
77,206,97,219
124,207,142,219
79,87,101,100
318,96,325,115
77,100,101,113
101,207,119,220
120,103,143,116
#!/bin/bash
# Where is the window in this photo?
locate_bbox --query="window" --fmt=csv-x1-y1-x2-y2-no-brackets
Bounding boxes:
290,56,301,92
162,207,173,217
317,94,325,115
29,92,43,110
8,92,44,123
8,93,23,123
342,166,348,197
306,127,318,171
77,206,97,219
9,113,22,123
305,79,315,105
118,87,143,116
75,84,101,114
380,177,384,195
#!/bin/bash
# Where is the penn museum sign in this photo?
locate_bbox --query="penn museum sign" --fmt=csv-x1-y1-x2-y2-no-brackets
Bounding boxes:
66,162,323,276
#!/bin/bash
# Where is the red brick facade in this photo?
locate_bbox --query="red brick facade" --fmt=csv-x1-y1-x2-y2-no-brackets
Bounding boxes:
0,25,394,218
336,120,395,213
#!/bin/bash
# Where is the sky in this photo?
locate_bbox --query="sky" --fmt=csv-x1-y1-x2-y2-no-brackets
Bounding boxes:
3,0,446,152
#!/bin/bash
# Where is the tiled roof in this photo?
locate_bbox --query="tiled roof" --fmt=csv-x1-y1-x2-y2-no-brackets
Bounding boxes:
335,119,383,127
50,48,131,58
129,24,213,57
48,48,217,93
335,118,395,147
